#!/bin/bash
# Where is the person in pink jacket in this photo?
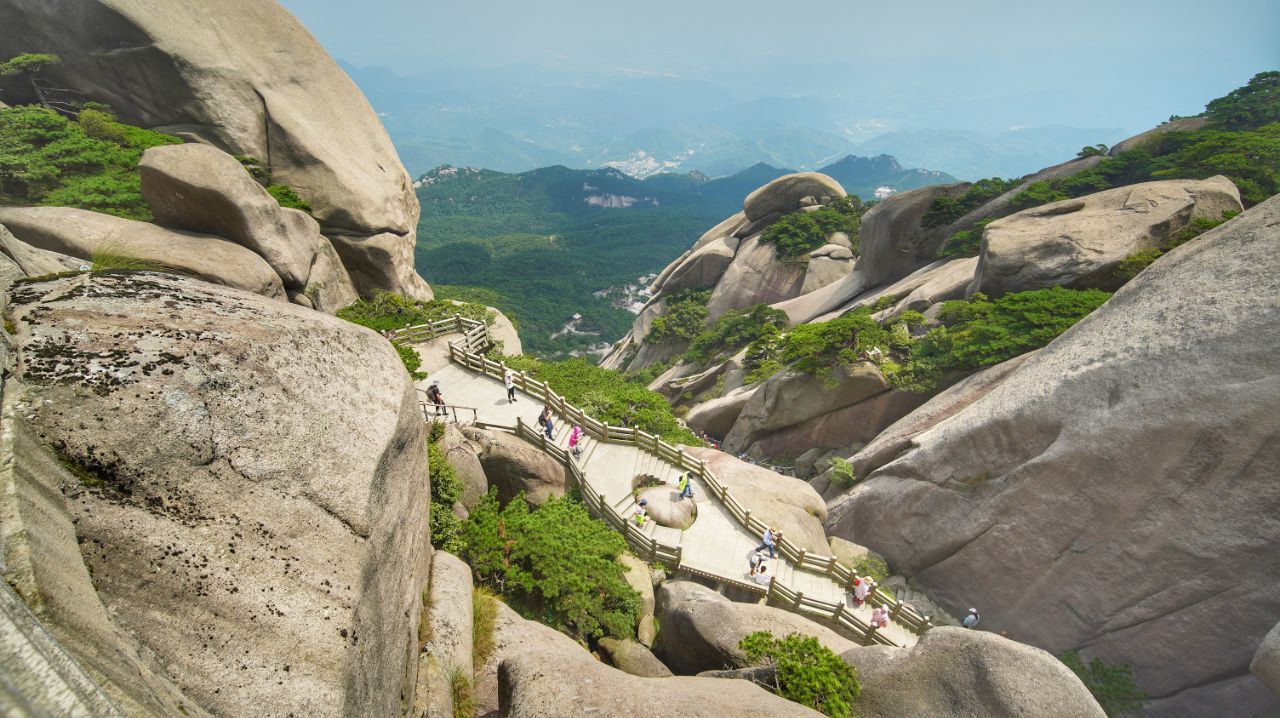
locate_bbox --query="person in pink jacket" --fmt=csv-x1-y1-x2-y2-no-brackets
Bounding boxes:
568,425,584,458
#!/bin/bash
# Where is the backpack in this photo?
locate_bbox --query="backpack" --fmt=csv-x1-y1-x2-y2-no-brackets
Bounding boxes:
427,385,442,401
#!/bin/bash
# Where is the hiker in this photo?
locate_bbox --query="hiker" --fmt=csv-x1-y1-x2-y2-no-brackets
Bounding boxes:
632,498,649,527
676,472,694,500
426,380,446,418
869,605,891,636
536,406,554,439
753,526,778,558
962,607,980,629
851,576,874,606
751,563,771,586
503,368,517,403
748,551,764,575
568,425,584,458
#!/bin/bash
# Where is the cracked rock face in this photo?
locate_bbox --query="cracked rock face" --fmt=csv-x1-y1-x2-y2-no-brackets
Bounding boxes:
6,271,430,717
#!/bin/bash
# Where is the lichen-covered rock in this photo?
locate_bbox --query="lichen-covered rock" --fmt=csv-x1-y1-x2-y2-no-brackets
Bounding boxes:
743,173,845,221
6,271,430,717
653,581,855,675
681,448,828,553
969,176,1243,296
0,206,284,299
828,196,1280,717
843,627,1105,718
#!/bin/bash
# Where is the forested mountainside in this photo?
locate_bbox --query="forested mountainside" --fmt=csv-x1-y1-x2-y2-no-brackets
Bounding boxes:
416,155,954,357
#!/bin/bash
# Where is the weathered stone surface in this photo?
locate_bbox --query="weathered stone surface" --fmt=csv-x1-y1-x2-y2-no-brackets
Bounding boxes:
724,363,890,451
829,196,1280,717
940,156,1104,236
969,176,1243,296
481,305,523,356
635,486,697,529
0,223,82,280
461,426,566,506
140,143,319,290
620,553,657,646
661,235,741,294
743,173,846,221
801,253,856,295
858,182,971,287
1109,116,1209,155
843,627,1105,718
685,385,757,439
682,448,828,553
706,236,808,321
6,271,431,717
827,537,887,575
845,352,1035,481
301,235,359,312
692,211,749,252
417,552,474,718
654,581,855,675
890,256,977,315
771,267,867,325
328,231,433,301
0,0,420,243
739,383,929,461
439,423,488,511
1252,623,1280,697
597,638,672,677
0,206,284,299
473,600,580,717
809,243,854,260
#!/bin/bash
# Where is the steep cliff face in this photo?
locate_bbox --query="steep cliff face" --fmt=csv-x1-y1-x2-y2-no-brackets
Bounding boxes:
0,0,431,300
827,196,1280,717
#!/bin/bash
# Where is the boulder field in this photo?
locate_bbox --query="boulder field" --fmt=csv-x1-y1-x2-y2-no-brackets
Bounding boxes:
827,195,1280,716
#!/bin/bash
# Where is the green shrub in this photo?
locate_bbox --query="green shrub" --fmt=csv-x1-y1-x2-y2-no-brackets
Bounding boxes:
472,586,499,671
428,423,464,552
1059,650,1147,716
502,354,699,444
646,289,710,344
337,291,495,333
461,491,641,641
871,294,900,311
921,177,1020,228
777,308,898,376
761,195,865,258
1203,70,1280,130
1113,249,1164,281
683,303,789,365
936,219,993,258
393,341,426,380
1077,144,1109,157
827,457,857,489
266,183,312,212
0,53,59,78
740,631,860,717
850,554,890,583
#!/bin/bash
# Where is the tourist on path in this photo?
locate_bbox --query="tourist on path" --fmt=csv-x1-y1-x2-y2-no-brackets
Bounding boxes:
868,605,891,637
748,551,765,575
753,527,779,558
962,608,980,628
851,576,874,607
569,425,584,458
427,380,447,418
751,564,771,586
632,498,649,527
504,368,517,403
538,406,555,440
677,472,694,500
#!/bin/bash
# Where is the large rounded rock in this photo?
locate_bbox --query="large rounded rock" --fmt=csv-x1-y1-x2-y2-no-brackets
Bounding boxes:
461,426,566,506
439,423,488,510
0,206,285,299
620,553,657,646
842,627,1105,718
1109,116,1209,156
328,231,434,303
801,251,856,295
660,234,741,294
828,196,1280,717
597,638,673,678
416,552,474,718
6,271,430,717
0,0,431,300
686,385,757,439
724,363,890,451
969,176,1243,296
1252,623,1280,697
635,486,697,529
743,173,846,221
706,236,808,321
653,581,855,675
681,448,828,553
858,182,971,287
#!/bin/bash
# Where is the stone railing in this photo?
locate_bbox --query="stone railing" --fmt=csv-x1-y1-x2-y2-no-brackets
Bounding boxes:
392,316,934,644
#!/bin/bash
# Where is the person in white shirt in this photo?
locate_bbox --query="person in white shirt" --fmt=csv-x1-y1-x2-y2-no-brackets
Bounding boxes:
503,368,517,403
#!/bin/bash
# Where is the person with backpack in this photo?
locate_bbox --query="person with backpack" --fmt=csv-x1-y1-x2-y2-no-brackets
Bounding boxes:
426,380,446,418
676,472,694,500
503,368,517,403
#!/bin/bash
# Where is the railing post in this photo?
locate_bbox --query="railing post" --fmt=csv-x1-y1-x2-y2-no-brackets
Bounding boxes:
766,576,776,602
891,600,904,623
798,549,807,566
834,602,845,623
826,556,836,576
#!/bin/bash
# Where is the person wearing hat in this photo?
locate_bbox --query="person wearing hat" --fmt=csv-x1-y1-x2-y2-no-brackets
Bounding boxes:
632,498,649,527
962,607,980,628
753,526,778,558
426,379,446,418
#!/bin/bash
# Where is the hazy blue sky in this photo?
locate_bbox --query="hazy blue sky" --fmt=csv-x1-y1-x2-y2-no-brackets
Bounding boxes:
279,0,1277,147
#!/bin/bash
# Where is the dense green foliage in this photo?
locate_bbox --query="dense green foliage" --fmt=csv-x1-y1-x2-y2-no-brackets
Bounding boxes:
740,631,860,717
645,289,710,344
769,308,899,377
827,457,858,489
1113,212,1237,280
336,291,494,332
0,53,59,78
1203,70,1279,130
683,303,789,366
921,177,1020,229
935,219,992,258
503,354,700,444
1076,144,1109,158
1059,650,1146,716
761,195,865,258
266,183,312,212
0,105,181,220
461,491,640,641
889,288,1111,390
427,423,464,552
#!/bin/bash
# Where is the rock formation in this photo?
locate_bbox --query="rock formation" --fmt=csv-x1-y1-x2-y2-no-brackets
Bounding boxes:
0,0,431,300
2,270,431,716
460,425,567,506
827,196,1280,716
683,448,828,552
417,552,475,718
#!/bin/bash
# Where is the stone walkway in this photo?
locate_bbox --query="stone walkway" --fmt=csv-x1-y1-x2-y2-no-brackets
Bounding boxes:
415,338,918,647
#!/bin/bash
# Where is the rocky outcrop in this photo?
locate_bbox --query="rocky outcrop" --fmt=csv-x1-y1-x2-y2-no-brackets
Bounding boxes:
620,553,657,646
969,176,1243,296
686,385,757,438
1252,623,1280,697
5,271,431,716
0,0,431,300
417,552,474,718
800,245,856,294
654,581,855,675
0,223,82,281
0,206,285,299
439,423,489,511
857,183,971,287
842,627,1105,718
597,638,673,678
1109,116,1209,156
706,236,808,321
743,173,846,221
683,448,829,553
461,426,566,506
828,196,1280,717
661,235,741,294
